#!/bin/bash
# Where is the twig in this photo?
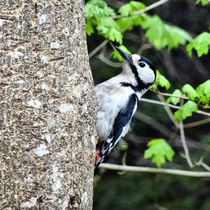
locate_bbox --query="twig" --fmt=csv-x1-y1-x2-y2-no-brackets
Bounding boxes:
137,43,153,54
135,111,172,137
156,90,189,100
128,133,208,151
195,157,210,172
134,112,208,151
179,120,194,168
98,53,121,68
113,0,170,19
183,118,210,128
89,40,108,58
154,90,204,109
100,163,210,177
139,97,210,117
157,94,179,128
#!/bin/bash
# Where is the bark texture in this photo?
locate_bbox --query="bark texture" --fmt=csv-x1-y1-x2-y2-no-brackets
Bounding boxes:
0,0,96,209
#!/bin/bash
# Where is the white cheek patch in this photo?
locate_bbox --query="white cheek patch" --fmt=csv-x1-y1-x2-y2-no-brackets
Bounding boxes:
135,64,155,84
140,66,155,84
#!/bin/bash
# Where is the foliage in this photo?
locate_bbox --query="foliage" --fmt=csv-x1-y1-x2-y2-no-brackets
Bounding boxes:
142,15,192,50
153,70,171,90
85,0,115,19
182,84,199,100
196,80,210,107
117,1,145,32
195,0,209,6
118,1,145,16
187,32,210,57
165,80,210,116
85,0,192,51
167,89,182,105
85,0,123,43
174,101,198,121
166,81,210,120
144,138,175,167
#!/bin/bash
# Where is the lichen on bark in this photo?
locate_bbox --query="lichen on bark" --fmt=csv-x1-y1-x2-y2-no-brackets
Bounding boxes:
0,0,96,209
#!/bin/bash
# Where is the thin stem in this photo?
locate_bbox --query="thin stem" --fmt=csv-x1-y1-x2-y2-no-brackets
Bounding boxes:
98,50,121,68
195,157,210,172
139,97,210,117
179,120,194,168
100,163,210,177
157,94,179,128
113,0,170,19
183,118,210,128
89,40,108,58
135,111,172,137
156,90,189,100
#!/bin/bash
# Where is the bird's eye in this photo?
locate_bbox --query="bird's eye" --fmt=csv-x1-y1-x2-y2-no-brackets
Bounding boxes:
139,62,146,68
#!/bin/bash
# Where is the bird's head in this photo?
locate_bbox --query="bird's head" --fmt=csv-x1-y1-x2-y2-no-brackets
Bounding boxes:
115,47,156,86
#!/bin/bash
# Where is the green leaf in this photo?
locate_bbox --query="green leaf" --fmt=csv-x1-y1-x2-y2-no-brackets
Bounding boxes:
117,15,144,32
153,70,171,90
85,0,119,40
118,1,145,16
85,0,115,19
182,84,198,100
117,1,145,32
86,19,94,36
167,89,182,105
144,138,175,167
174,101,198,121
195,0,209,6
196,80,210,106
187,32,210,57
112,45,131,61
142,15,192,50
97,17,123,44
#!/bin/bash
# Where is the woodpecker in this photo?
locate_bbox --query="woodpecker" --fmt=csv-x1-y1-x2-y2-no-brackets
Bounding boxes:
95,47,156,168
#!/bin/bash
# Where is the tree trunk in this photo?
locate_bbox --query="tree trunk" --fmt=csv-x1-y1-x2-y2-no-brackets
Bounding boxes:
0,0,96,209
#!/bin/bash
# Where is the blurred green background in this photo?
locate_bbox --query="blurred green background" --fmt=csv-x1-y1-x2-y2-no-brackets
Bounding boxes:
86,0,210,209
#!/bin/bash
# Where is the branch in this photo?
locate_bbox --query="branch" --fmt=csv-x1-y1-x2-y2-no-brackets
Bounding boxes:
100,163,210,177
135,111,172,137
139,97,210,117
154,90,205,109
157,94,179,128
183,117,210,128
156,90,189,100
179,120,194,168
134,113,208,151
195,157,210,172
98,53,121,68
89,40,108,58
113,0,170,19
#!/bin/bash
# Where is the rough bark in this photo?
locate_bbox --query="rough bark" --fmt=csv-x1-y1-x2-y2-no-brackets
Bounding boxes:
0,0,96,209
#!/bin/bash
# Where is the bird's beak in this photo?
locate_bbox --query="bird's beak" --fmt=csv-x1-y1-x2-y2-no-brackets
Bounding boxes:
115,47,132,64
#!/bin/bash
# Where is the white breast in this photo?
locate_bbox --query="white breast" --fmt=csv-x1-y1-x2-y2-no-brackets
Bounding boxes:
95,76,134,141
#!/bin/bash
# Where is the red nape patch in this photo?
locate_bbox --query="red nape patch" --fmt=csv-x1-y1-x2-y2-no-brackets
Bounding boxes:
95,150,100,164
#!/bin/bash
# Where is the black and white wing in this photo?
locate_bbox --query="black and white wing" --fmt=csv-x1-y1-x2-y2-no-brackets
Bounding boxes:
95,94,138,167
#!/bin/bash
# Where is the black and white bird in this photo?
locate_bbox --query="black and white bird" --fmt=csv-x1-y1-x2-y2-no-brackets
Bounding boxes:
95,47,156,168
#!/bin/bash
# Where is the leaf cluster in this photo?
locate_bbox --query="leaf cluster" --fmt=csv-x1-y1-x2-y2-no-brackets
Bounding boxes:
85,0,200,56
167,81,210,120
187,32,210,57
144,138,175,167
142,15,192,50
154,71,210,121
